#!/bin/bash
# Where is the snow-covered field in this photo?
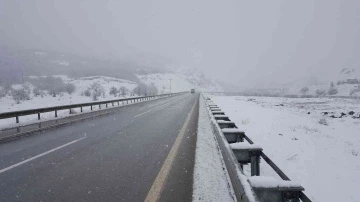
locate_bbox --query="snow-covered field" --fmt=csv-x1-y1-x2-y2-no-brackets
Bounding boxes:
209,95,360,202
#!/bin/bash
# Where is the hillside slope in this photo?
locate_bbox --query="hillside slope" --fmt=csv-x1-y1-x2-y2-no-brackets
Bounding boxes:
137,73,225,93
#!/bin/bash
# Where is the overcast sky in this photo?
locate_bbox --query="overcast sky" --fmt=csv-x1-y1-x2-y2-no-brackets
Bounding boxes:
1,0,360,88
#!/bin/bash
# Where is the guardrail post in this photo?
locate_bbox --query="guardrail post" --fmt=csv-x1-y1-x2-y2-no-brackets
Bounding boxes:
81,107,83,112
106,103,108,108
55,110,58,117
99,104,101,109
91,105,93,111
230,143,262,176
16,116,19,123
38,113,41,120
112,102,114,106
250,151,261,176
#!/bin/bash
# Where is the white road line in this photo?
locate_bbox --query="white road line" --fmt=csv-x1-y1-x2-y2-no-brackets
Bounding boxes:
0,136,86,174
134,109,153,118
144,96,198,202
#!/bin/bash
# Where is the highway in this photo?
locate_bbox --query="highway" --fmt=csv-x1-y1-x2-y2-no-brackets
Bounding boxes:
0,93,199,202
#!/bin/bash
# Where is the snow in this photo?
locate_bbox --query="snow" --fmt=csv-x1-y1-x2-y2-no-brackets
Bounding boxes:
230,143,262,150
214,115,229,118
221,128,245,133
192,95,235,202
210,95,360,202
52,60,69,66
216,120,235,124
212,111,225,114
248,176,302,189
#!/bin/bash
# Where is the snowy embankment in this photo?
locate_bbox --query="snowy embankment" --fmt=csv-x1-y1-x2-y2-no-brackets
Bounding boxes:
193,95,235,202
210,95,360,202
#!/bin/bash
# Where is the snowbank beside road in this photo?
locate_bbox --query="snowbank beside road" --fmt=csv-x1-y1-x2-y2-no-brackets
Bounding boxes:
192,95,235,202
211,95,360,202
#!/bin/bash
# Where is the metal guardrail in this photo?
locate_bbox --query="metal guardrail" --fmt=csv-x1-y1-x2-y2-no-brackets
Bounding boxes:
0,92,185,124
203,94,312,202
204,91,360,99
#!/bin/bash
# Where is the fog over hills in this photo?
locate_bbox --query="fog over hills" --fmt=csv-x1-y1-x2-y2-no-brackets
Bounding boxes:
0,46,230,92
0,46,168,83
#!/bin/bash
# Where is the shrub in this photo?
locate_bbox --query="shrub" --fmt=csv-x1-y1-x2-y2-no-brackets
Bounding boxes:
300,87,309,95
328,88,338,95
65,83,76,94
12,88,30,104
350,85,360,96
33,88,41,97
83,89,91,97
315,89,325,96
319,118,328,126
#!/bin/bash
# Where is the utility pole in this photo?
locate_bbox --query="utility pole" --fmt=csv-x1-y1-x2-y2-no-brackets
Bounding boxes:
169,79,172,93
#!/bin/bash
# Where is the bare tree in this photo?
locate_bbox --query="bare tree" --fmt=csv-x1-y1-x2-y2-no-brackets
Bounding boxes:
147,83,158,96
0,88,6,99
119,86,128,97
328,82,338,95
89,82,105,101
33,88,41,97
133,82,147,96
109,86,118,97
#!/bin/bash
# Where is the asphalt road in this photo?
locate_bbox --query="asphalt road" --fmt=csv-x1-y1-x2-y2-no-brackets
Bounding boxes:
0,93,199,202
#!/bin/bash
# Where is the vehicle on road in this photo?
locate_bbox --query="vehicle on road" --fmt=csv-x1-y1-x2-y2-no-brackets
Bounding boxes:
191,89,195,93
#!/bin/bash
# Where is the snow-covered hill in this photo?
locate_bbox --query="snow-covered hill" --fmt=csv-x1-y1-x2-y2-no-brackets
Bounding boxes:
68,76,137,95
137,73,225,93
273,67,360,97
0,75,138,113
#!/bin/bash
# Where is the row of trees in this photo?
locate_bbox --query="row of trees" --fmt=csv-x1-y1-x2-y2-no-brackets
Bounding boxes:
0,76,77,104
132,82,158,97
82,82,158,101
27,76,76,97
300,82,339,96
109,86,129,97
0,78,160,103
